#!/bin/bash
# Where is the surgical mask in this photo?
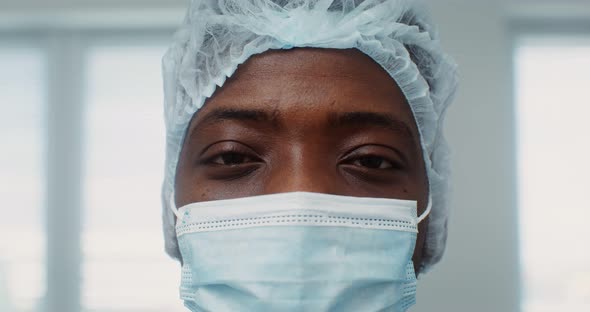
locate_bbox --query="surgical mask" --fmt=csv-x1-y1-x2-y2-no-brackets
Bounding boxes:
171,192,431,312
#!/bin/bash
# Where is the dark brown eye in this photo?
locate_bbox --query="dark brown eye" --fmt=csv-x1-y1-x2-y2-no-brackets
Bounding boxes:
210,152,254,166
353,155,394,169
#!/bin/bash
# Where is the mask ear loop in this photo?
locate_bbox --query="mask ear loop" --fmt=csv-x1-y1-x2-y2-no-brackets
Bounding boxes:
169,191,184,221
417,194,433,224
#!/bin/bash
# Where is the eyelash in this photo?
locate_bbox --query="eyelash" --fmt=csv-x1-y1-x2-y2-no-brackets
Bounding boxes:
340,143,405,171
199,141,262,166
349,155,396,170
205,152,258,166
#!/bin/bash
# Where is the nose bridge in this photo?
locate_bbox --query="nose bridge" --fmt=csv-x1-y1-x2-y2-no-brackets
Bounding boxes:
264,143,334,194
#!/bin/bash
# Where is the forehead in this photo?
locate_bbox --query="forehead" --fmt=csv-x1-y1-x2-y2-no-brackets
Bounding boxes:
192,48,417,133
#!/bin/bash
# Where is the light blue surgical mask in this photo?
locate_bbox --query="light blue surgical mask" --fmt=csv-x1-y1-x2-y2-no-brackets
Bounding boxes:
171,192,431,312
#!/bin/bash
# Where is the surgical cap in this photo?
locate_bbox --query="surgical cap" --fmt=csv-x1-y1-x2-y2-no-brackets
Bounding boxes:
161,0,458,273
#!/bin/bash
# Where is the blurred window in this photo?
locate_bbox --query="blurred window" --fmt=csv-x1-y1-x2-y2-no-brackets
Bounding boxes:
0,46,45,311
82,43,185,311
516,37,590,312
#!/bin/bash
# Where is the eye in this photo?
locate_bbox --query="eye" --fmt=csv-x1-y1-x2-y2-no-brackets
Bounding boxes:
198,142,263,180
339,146,407,185
353,155,394,169
339,144,406,172
209,152,255,166
199,141,262,169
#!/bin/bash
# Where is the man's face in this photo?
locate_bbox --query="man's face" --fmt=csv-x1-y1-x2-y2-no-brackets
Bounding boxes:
175,48,429,272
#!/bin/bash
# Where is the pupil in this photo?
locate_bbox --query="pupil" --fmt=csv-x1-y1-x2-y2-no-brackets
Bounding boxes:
222,153,244,165
360,156,382,168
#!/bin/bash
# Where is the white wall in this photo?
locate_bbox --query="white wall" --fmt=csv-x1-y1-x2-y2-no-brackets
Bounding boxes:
414,1,519,311
415,1,590,311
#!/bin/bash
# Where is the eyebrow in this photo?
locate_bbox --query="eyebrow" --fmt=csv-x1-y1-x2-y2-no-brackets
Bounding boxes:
188,108,278,142
328,111,417,143
196,108,278,127
190,108,418,145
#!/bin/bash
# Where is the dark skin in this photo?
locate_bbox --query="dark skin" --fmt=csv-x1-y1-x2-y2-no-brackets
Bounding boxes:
175,48,430,275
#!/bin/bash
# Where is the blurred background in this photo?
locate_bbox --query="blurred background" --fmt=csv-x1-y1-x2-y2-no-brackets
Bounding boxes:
0,0,589,311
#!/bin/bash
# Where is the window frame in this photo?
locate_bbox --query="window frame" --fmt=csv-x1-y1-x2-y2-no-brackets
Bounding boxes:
0,31,47,312
1,26,175,312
